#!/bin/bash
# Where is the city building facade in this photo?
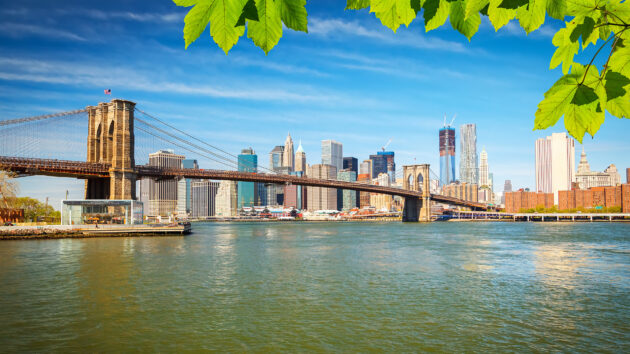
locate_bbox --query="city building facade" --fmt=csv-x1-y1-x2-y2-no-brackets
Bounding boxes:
237,148,258,209
148,149,184,216
459,123,478,184
215,180,238,217
575,148,621,189
369,154,387,179
535,132,575,203
282,132,294,171
321,140,343,172
337,169,357,211
377,151,395,183
504,190,554,213
306,164,337,211
295,140,306,173
439,126,456,186
442,182,478,203
558,184,630,212
191,180,219,218
176,158,198,217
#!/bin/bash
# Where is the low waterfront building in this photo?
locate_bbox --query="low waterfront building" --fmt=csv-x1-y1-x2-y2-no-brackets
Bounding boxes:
558,184,630,212
61,200,143,225
504,190,554,213
442,182,478,203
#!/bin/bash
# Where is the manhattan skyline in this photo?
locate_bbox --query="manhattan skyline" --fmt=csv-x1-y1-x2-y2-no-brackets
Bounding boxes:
1,0,629,206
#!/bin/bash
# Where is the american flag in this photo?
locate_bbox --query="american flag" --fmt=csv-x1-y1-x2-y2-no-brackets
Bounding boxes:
104,89,111,95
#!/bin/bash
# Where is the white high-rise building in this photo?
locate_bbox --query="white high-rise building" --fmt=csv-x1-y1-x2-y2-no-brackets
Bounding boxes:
295,140,306,173
283,132,294,171
479,147,489,187
148,149,185,216
191,181,220,218
306,164,337,211
215,180,238,217
321,140,343,172
535,133,575,203
459,124,478,184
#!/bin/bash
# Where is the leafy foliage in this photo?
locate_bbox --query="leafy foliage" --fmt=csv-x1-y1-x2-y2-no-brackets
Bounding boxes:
174,0,630,141
7,197,60,222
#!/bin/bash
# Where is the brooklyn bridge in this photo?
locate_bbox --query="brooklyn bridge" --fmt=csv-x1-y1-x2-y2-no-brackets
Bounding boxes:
0,99,488,222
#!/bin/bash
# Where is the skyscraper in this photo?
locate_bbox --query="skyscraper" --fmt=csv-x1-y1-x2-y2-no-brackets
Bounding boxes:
535,132,575,203
176,158,198,216
439,125,456,186
306,164,337,211
479,148,489,187
282,132,294,171
459,124,478,184
269,145,284,170
377,151,395,182
343,157,359,204
295,141,307,173
148,149,184,216
369,154,387,179
215,180,238,217
501,179,512,205
337,169,357,210
321,140,342,172
237,147,258,209
191,180,219,218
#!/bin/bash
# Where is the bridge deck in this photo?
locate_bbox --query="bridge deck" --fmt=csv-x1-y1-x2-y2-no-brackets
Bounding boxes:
0,156,488,209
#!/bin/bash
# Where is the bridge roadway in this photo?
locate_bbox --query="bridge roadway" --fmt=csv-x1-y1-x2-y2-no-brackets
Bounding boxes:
0,156,488,210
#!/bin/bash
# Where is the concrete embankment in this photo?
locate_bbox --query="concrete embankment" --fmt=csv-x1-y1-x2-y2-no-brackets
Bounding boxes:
0,224,191,240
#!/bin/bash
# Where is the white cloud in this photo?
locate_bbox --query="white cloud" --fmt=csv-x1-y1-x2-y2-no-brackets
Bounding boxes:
308,17,468,53
81,9,184,23
0,23,86,41
0,57,337,103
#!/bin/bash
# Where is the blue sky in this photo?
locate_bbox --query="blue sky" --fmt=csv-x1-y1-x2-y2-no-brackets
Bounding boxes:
1,0,629,208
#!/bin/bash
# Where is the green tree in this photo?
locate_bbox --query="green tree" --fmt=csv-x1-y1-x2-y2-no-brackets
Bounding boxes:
174,0,630,141
10,197,61,223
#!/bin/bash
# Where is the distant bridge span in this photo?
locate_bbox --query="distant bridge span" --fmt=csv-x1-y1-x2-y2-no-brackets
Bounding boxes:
0,156,488,211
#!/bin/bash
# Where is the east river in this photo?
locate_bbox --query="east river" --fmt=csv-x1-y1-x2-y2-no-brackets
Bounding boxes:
0,222,628,351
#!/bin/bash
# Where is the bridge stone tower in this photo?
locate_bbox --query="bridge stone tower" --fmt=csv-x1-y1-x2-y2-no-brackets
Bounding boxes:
402,164,431,222
85,99,136,200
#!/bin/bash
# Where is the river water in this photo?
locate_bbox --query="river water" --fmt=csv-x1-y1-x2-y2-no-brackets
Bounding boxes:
0,222,628,351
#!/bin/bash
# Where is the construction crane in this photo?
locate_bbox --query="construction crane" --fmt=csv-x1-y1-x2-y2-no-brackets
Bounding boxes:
443,114,457,127
381,138,392,152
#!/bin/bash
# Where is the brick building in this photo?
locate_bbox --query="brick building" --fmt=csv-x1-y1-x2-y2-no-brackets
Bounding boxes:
504,190,554,213
557,184,630,212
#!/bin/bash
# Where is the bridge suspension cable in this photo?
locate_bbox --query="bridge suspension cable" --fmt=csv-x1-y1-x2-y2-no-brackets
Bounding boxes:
134,107,278,174
0,108,88,127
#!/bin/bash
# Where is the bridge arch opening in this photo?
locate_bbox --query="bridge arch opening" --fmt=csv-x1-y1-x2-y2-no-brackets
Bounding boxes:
95,123,101,162
407,175,414,191
417,173,424,193
107,120,114,161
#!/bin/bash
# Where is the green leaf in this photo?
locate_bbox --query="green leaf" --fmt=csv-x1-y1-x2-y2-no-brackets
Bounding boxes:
569,16,598,49
545,0,566,19
487,0,516,30
550,26,579,74
411,0,425,13
424,0,451,31
498,0,528,9
608,46,630,77
567,0,606,17
247,0,283,54
278,0,308,32
174,0,198,6
236,0,259,27
450,0,481,40
346,0,371,10
516,0,546,34
465,0,490,19
604,71,630,118
371,0,418,32
208,0,247,54
535,64,606,142
182,0,215,49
